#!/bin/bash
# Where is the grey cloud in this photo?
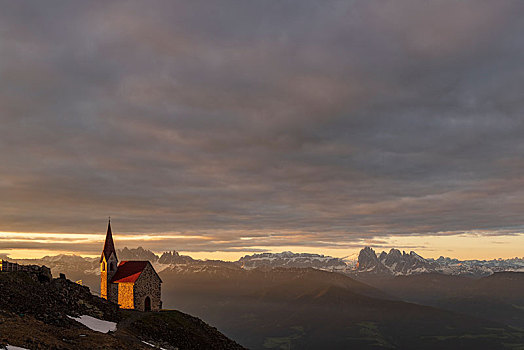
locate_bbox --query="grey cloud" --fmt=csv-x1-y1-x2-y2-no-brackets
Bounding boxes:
1,0,524,254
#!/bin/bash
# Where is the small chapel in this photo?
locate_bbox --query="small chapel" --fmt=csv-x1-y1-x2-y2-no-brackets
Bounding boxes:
100,219,162,311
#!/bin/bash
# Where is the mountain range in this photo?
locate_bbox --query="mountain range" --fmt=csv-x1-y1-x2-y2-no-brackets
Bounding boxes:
237,251,348,270
355,247,524,276
6,246,524,349
10,246,523,288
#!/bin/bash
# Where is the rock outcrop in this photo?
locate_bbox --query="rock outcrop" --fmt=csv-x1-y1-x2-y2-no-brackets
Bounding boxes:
357,247,436,275
0,268,246,349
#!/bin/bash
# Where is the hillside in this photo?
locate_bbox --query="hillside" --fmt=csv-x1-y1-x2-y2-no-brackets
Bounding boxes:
158,265,524,349
0,270,245,350
359,272,524,328
6,249,524,349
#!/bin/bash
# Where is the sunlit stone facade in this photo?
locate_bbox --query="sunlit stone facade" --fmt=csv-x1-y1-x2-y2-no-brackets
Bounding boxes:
100,220,162,311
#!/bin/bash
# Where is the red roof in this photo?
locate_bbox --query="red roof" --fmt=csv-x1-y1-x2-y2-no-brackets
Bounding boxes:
110,261,148,283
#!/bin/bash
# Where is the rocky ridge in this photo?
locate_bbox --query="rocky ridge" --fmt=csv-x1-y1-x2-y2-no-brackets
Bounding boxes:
356,247,524,276
237,251,347,270
10,246,524,288
0,268,246,349
356,247,437,275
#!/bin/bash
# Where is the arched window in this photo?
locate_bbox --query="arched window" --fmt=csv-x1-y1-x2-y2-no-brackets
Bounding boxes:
102,262,106,271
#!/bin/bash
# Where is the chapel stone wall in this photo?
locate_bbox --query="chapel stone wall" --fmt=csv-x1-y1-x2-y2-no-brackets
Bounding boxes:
117,282,134,309
133,264,162,311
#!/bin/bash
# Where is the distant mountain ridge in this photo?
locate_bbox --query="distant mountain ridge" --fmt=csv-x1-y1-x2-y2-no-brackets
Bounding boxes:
356,247,524,276
356,247,437,275
9,246,524,289
237,251,347,270
118,247,197,265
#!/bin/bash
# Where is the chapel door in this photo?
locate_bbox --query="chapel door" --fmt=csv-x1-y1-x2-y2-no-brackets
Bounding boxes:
144,296,151,312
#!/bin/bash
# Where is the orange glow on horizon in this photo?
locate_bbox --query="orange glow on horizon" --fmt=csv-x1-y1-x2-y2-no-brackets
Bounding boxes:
0,231,522,261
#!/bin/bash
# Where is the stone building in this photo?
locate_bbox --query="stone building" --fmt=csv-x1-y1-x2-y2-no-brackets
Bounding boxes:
100,220,162,311
0,260,20,272
0,260,52,282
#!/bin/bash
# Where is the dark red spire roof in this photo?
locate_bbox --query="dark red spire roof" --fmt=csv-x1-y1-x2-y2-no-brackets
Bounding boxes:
100,219,117,263
110,261,148,283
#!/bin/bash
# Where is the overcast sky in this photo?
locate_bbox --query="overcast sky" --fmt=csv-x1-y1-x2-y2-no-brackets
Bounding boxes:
1,0,524,259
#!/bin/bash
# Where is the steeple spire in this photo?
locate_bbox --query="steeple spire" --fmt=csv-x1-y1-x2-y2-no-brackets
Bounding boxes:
100,218,117,262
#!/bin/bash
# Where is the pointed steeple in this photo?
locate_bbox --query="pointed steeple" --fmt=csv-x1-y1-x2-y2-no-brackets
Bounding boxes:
100,218,117,262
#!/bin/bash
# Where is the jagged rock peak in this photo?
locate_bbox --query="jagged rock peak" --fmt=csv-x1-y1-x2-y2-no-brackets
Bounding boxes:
359,247,378,258
117,246,159,262
357,247,381,271
357,247,435,275
158,251,195,265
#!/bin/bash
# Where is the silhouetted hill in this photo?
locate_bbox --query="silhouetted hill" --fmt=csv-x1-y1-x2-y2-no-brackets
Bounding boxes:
158,265,524,349
360,272,524,328
0,270,245,349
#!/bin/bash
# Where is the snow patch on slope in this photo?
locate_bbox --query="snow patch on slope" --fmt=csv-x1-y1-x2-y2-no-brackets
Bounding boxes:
67,315,117,333
142,340,168,349
4,345,30,350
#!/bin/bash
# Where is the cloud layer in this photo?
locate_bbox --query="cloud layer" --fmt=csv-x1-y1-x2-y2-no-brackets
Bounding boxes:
1,0,524,255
